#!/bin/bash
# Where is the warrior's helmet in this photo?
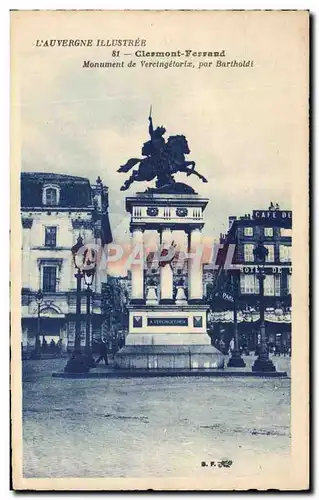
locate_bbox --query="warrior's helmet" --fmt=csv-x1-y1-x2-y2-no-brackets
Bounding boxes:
154,126,166,137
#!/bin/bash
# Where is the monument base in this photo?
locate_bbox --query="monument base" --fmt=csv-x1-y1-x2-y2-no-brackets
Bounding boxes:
114,344,224,370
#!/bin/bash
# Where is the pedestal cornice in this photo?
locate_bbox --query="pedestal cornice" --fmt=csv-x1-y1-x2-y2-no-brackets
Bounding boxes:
128,303,209,311
126,194,209,212
130,221,205,232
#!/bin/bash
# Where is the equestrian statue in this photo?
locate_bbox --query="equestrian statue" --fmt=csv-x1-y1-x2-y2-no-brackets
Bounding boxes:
117,107,207,193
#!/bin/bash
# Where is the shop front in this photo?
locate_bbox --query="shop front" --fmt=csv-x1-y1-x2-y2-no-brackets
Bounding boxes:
21,305,67,353
208,307,291,354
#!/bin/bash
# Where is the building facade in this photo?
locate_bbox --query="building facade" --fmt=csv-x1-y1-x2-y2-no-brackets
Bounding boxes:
21,172,112,353
207,203,292,352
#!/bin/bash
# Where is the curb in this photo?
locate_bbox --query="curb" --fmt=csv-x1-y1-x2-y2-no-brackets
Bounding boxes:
52,370,289,379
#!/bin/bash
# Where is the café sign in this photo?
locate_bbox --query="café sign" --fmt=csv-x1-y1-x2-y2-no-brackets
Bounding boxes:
252,210,292,220
242,266,292,275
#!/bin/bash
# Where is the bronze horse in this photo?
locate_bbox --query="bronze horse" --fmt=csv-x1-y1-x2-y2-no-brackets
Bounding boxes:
118,135,207,191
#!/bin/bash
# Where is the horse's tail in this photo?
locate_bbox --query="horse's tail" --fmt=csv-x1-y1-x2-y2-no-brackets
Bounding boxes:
117,158,141,173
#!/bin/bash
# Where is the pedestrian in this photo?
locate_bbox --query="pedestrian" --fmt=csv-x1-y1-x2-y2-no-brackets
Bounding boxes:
219,338,225,354
42,338,48,353
95,339,109,365
57,338,62,353
229,338,235,354
50,339,56,352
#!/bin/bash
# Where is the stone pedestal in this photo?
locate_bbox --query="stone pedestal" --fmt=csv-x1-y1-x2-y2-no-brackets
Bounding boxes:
115,192,224,370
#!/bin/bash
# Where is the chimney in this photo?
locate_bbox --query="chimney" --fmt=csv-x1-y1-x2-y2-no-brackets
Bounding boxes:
92,177,103,212
228,216,236,228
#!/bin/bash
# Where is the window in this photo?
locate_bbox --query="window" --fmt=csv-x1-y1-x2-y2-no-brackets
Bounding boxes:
43,185,60,206
281,228,292,237
45,188,58,205
244,244,254,262
244,227,253,236
264,244,274,262
42,266,57,292
240,274,259,294
264,274,281,297
287,274,292,295
45,226,57,247
264,275,274,296
263,275,281,296
264,227,273,237
279,245,292,262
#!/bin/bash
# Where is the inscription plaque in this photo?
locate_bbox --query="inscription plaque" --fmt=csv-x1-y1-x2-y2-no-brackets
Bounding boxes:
147,317,188,327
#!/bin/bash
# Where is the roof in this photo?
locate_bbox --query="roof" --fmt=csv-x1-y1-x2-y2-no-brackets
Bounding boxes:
21,172,89,182
20,172,93,208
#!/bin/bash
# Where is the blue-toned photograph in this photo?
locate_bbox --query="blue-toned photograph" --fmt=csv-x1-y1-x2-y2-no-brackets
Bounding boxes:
11,9,309,491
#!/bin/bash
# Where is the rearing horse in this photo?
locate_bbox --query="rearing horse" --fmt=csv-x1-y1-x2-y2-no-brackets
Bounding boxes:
118,134,207,191
165,135,208,183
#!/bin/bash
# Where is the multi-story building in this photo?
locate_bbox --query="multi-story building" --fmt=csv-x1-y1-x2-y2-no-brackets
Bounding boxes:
21,172,112,353
207,203,292,351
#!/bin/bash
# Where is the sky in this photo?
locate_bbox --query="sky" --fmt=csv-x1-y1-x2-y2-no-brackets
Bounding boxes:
13,11,307,243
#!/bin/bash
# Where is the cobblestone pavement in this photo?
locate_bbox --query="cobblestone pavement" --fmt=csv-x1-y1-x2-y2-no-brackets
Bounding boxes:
22,356,290,478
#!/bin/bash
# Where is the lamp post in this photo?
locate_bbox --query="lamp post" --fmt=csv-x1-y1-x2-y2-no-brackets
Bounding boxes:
252,240,276,372
65,235,96,374
82,249,97,367
34,289,43,358
71,235,84,351
227,273,246,368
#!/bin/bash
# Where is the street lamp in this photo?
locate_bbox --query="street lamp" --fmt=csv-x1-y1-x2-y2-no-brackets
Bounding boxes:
33,289,43,358
64,235,96,374
71,235,84,351
82,248,97,367
252,240,276,372
227,273,246,368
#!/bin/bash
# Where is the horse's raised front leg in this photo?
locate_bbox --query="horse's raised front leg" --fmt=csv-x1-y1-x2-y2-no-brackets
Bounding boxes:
185,161,196,175
184,161,196,176
189,168,208,183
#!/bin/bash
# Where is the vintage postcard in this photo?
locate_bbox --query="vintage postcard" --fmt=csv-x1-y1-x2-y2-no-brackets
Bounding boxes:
10,10,309,490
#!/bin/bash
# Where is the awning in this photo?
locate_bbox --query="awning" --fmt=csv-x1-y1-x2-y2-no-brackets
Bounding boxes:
208,310,291,324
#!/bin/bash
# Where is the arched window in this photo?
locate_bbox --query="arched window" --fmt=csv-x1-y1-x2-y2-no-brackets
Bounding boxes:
43,184,60,206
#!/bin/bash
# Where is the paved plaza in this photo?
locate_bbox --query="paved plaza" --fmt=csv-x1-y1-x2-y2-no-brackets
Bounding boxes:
22,356,291,478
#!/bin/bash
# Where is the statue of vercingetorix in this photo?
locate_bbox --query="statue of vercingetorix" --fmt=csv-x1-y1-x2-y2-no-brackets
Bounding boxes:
118,108,208,192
